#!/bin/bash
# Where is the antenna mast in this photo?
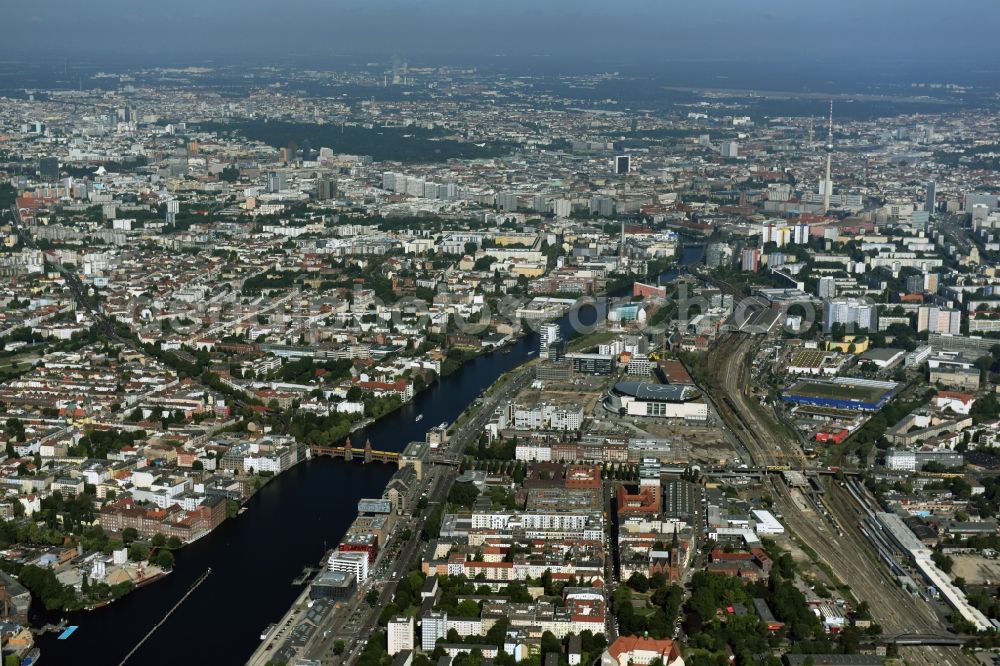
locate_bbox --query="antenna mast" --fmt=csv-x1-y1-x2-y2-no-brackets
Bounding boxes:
823,100,833,214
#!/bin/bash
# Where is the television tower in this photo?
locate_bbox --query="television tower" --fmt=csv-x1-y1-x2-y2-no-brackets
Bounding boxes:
823,100,833,214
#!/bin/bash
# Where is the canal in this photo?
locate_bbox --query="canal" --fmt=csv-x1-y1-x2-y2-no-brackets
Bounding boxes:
34,245,703,665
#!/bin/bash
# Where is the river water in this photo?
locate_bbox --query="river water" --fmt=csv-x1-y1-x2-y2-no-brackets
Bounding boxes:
34,245,703,665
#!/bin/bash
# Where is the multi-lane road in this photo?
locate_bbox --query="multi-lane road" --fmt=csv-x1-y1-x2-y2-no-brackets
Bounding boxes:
703,333,975,666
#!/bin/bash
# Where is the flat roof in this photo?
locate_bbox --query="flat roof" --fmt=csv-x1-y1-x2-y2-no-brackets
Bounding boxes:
613,381,696,402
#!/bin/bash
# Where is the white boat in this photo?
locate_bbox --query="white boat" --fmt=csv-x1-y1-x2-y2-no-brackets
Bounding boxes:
415,414,423,422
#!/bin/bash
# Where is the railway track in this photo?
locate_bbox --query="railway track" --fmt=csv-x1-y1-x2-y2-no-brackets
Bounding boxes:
703,334,972,665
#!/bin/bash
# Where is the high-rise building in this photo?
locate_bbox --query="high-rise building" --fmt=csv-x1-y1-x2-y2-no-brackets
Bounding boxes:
925,180,936,213
498,192,519,212
540,323,562,359
720,141,739,158
39,157,59,182
589,196,615,217
817,277,837,299
552,199,571,218
917,306,961,335
823,298,878,333
740,248,761,272
615,155,631,175
316,178,334,201
388,616,415,656
267,172,287,193
965,192,997,213
705,242,732,269
421,611,448,651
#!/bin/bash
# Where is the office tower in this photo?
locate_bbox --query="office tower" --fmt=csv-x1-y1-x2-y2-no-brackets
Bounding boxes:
925,180,936,213
965,192,998,212
615,155,631,174
817,276,837,299
540,324,561,359
267,172,287,193
316,178,334,201
328,549,369,583
720,141,739,158
382,172,396,191
823,298,878,333
822,101,834,214
39,157,59,182
388,616,415,655
532,195,547,212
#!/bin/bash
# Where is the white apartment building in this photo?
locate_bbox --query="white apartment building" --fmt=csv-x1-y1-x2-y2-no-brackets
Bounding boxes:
328,549,369,583
388,616,415,656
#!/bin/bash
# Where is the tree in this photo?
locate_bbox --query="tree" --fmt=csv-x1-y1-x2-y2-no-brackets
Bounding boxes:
129,543,150,562
456,599,480,617
154,549,175,569
448,482,480,508
122,527,139,544
541,631,562,656
627,572,650,593
167,536,183,550
333,640,345,655
366,589,380,606
151,533,166,548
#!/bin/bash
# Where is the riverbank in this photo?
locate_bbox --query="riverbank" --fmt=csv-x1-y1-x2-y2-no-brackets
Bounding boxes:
33,245,704,665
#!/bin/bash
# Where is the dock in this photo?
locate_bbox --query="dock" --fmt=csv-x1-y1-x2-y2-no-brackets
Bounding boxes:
34,619,68,636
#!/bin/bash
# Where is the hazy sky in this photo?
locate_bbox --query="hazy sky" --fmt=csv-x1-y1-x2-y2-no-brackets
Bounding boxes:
4,0,1000,66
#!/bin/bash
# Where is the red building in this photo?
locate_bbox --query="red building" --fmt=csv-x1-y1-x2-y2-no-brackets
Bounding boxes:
633,282,667,299
339,532,378,563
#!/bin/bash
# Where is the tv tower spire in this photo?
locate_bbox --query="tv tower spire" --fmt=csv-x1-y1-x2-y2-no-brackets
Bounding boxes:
823,100,833,214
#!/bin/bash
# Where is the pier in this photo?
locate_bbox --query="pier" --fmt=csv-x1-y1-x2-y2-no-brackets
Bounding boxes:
291,566,318,586
310,437,400,465
117,568,212,666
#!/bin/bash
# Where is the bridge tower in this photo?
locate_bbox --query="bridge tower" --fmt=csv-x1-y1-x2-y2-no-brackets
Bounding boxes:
364,438,373,463
343,436,353,461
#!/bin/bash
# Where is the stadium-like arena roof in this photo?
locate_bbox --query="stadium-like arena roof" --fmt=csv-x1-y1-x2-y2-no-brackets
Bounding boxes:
613,381,698,402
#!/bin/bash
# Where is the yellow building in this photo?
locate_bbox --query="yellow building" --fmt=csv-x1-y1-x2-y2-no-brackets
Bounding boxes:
825,336,870,354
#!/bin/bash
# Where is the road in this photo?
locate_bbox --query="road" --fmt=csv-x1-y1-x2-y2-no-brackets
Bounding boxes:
702,333,975,666
246,366,534,665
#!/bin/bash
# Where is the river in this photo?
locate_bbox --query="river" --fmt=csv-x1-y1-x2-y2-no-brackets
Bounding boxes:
34,245,703,665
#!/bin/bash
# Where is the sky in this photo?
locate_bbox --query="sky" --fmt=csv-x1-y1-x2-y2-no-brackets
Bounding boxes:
4,0,1000,69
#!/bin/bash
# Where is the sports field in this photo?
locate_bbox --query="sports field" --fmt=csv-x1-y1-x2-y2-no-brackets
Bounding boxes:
785,379,892,405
